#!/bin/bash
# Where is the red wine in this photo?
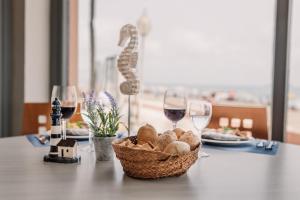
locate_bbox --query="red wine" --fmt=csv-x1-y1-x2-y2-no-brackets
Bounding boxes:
61,106,76,119
164,108,186,122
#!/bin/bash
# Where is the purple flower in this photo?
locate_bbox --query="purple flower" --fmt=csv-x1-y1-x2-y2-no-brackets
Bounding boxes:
82,90,101,111
103,91,117,108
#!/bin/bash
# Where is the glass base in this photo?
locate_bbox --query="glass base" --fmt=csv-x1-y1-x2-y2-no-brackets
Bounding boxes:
199,151,210,158
199,141,209,158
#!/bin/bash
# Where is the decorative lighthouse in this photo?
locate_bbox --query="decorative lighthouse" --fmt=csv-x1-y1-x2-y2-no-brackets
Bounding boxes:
44,98,80,163
49,98,62,157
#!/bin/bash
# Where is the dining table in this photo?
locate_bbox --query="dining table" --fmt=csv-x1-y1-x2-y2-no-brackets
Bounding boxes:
1,136,300,200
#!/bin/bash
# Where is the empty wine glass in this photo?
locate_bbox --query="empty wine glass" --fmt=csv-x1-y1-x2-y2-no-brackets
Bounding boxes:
189,101,212,157
163,89,187,129
51,85,77,140
80,91,97,152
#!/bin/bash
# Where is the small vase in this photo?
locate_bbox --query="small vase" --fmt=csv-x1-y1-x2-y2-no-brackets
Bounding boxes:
92,136,116,161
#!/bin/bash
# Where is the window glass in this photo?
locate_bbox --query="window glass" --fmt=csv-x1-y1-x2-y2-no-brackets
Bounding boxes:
78,0,275,132
287,0,300,140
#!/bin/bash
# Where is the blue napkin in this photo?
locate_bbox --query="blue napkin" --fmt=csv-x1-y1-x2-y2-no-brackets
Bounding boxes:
203,141,279,156
26,134,88,148
26,135,48,147
26,132,127,148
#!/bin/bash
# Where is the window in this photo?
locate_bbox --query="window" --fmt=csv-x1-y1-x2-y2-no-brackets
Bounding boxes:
78,0,92,90
287,0,300,140
78,0,276,133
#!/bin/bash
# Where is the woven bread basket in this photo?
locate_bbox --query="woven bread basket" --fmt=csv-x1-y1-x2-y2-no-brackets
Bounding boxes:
112,136,200,179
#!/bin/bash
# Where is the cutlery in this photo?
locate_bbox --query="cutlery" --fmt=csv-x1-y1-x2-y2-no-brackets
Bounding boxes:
256,140,265,148
265,141,276,150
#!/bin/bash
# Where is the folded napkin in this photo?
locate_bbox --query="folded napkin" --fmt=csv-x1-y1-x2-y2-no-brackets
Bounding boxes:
203,141,279,156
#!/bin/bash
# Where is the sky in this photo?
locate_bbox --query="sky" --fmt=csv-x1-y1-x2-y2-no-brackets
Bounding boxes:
78,0,300,90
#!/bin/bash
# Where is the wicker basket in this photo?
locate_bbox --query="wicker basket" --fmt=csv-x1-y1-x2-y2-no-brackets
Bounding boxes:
112,136,200,179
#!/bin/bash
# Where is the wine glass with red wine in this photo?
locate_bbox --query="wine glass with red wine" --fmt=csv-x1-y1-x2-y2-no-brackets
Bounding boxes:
51,85,77,140
163,89,187,129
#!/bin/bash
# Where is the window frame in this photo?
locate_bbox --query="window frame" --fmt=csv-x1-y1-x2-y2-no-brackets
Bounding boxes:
71,0,292,142
271,0,291,141
0,0,25,137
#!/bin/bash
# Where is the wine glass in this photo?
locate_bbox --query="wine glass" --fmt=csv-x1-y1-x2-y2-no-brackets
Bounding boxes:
163,89,187,129
189,101,212,157
51,85,77,140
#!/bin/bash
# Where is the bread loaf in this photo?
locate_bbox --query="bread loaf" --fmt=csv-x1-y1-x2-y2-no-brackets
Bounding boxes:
157,131,177,151
179,131,200,150
164,141,190,155
173,128,185,139
137,124,158,145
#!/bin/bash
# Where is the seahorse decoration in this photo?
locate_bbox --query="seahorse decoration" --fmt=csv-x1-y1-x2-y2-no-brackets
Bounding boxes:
117,24,139,95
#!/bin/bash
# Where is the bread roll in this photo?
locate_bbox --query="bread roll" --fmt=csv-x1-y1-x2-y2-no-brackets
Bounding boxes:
137,124,158,145
164,141,190,155
179,131,200,150
157,131,177,151
164,130,177,139
173,128,185,139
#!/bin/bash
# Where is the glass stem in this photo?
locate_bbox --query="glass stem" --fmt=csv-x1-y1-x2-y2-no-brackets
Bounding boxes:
198,129,209,158
89,128,93,145
62,119,66,140
198,129,203,145
173,122,177,129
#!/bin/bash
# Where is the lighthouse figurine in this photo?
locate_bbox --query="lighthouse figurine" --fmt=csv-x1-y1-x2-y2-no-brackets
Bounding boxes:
44,98,80,163
49,97,62,157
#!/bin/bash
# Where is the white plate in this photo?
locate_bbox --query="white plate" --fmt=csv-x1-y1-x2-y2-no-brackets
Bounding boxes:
202,138,253,146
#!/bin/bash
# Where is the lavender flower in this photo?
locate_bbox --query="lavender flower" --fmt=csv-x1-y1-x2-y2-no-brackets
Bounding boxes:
82,91,100,110
82,91,120,137
103,91,117,108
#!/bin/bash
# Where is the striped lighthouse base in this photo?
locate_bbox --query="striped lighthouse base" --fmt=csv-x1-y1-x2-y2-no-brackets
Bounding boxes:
44,155,81,164
48,136,60,158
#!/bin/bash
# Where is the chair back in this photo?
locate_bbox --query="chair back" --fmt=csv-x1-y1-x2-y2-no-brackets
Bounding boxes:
22,103,83,135
208,104,268,139
22,103,51,135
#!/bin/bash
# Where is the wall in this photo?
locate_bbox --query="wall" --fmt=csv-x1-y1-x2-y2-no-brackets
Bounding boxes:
24,0,50,103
